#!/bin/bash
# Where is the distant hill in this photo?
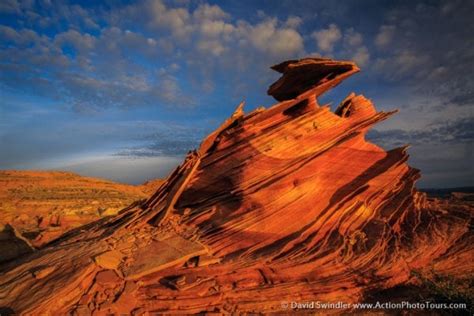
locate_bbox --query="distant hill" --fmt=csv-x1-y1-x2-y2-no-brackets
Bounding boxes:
137,178,165,195
419,186,474,198
0,170,160,246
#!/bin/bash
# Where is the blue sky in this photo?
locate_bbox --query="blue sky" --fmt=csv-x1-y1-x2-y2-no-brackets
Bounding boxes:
0,0,473,187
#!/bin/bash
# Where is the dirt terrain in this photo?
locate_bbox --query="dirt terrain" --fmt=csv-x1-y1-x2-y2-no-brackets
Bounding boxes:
0,170,162,247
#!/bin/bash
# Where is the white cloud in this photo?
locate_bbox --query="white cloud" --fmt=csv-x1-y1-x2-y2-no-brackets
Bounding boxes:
193,3,229,21
147,0,192,40
284,16,303,29
312,23,341,52
107,0,304,65
0,25,42,46
375,25,396,48
343,28,363,47
351,46,370,67
197,39,226,56
193,9,234,56
336,27,370,67
198,19,235,38
52,3,100,30
246,19,304,57
1,0,306,114
374,49,430,79
54,29,96,53
147,37,157,46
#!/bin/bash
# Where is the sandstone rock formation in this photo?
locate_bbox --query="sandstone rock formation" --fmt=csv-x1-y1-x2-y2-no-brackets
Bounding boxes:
0,171,152,247
0,58,472,314
0,224,34,264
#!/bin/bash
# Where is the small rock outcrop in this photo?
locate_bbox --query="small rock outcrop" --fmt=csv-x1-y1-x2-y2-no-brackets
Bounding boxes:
0,224,34,264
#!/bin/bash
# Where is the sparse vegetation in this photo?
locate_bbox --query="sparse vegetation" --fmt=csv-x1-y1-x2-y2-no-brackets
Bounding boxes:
411,269,473,313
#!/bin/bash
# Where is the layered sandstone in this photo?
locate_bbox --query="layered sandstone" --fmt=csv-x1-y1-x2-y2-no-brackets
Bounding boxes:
0,58,472,314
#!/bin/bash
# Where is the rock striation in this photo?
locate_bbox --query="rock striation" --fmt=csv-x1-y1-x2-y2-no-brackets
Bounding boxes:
0,58,472,314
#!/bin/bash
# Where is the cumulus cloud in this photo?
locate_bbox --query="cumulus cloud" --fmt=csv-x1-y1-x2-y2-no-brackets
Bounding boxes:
193,3,229,21
312,26,369,67
340,28,369,66
198,19,234,38
375,25,395,48
0,8,196,113
147,0,192,39
311,23,341,52
374,49,431,80
0,25,42,45
100,0,306,98
351,46,370,67
54,29,96,53
284,16,303,29
343,28,363,47
246,19,303,57
194,16,234,56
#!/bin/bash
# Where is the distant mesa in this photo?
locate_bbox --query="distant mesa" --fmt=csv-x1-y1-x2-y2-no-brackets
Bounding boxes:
0,58,472,314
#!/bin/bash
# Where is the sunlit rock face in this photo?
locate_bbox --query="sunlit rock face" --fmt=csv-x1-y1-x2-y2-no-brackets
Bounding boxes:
0,58,472,314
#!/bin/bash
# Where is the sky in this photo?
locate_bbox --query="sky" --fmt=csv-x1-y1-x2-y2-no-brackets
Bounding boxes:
0,0,473,188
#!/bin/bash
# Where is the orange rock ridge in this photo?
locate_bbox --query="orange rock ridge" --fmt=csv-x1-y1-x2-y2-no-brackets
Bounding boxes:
0,58,472,314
